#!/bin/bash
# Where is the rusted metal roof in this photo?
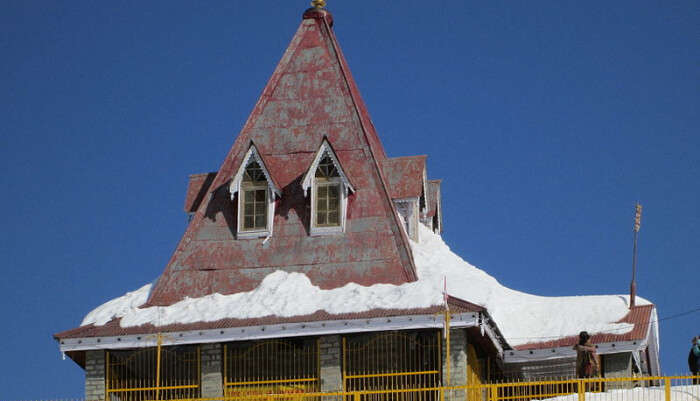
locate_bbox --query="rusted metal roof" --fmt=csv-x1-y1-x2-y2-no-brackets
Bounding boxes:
143,9,422,308
513,304,654,351
56,8,442,342
426,179,441,218
184,172,217,213
381,156,427,200
55,297,482,340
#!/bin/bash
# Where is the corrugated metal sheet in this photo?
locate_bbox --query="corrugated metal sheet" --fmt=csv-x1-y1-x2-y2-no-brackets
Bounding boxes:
55,298,482,340
57,9,435,340
184,172,217,213
426,180,441,218
144,10,421,307
513,304,654,350
381,156,427,200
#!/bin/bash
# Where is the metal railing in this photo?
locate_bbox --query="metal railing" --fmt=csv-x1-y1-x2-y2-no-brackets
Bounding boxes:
223,338,320,398
208,376,698,401
105,345,201,401
16,375,700,401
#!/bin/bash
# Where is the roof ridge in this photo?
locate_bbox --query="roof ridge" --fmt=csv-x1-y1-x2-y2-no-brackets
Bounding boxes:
385,155,428,161
318,15,418,282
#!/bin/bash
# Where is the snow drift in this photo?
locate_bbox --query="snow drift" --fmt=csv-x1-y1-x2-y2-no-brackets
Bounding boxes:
81,225,646,347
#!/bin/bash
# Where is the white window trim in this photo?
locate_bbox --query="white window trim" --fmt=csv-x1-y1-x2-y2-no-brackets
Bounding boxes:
420,168,429,216
310,179,347,235
301,140,354,236
229,145,280,239
393,197,420,242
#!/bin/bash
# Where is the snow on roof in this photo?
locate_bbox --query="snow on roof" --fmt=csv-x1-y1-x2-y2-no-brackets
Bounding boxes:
80,224,647,348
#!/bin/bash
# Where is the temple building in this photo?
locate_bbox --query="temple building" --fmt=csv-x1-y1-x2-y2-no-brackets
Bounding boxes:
54,4,660,401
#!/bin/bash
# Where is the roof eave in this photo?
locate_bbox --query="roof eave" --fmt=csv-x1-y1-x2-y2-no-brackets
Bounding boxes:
57,312,481,353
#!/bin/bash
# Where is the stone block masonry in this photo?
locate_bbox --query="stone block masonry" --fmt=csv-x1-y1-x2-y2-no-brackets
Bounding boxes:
441,329,467,401
319,335,343,393
201,343,224,397
85,350,105,401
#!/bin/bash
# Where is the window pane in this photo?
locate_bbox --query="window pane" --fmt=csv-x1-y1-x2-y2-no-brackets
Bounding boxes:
243,161,265,183
317,197,327,212
243,190,255,203
328,211,339,225
328,185,339,200
255,189,266,202
255,215,266,229
244,216,254,229
317,212,327,225
317,185,327,198
244,202,254,216
327,200,338,212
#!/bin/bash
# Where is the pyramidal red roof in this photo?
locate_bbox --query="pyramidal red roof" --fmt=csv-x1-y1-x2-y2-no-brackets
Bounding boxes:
146,8,417,306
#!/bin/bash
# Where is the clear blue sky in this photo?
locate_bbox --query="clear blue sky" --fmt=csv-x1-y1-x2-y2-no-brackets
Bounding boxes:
1,1,698,398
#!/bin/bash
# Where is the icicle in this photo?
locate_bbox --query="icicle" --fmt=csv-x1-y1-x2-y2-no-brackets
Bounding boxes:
62,352,66,360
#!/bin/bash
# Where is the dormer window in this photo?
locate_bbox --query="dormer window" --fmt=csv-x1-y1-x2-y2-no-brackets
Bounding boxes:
314,156,341,227
230,144,280,239
241,161,268,231
302,139,354,236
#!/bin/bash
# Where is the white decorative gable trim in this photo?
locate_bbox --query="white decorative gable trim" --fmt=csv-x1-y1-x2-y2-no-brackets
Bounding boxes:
420,168,429,215
302,139,354,236
229,144,281,200
229,144,280,239
301,139,354,195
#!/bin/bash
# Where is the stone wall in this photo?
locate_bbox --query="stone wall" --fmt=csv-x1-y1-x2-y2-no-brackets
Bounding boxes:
85,350,106,401
201,343,224,398
319,335,343,393
441,329,467,401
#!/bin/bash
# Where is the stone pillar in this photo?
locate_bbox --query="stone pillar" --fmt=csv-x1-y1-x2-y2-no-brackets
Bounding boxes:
201,343,224,398
602,353,633,389
85,350,106,401
441,329,468,401
319,335,343,394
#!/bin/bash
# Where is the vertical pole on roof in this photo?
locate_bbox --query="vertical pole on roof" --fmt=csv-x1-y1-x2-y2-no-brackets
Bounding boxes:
630,203,642,309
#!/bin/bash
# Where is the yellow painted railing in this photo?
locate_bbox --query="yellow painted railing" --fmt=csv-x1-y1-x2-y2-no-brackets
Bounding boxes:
20,375,700,401
152,375,697,401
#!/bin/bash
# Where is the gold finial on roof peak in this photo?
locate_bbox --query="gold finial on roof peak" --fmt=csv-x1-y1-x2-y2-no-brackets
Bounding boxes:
311,0,326,9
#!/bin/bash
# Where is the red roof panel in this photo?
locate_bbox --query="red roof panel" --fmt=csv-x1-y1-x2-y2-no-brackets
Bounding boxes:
381,156,427,200
55,298,483,340
426,179,441,218
513,304,654,350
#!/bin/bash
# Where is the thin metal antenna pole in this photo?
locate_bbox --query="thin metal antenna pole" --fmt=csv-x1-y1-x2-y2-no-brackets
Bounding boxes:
630,203,642,309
